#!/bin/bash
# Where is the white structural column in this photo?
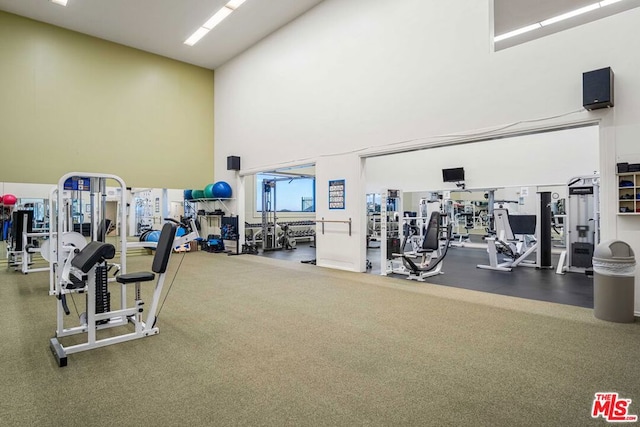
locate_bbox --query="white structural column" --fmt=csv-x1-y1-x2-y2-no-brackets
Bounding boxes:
315,154,366,272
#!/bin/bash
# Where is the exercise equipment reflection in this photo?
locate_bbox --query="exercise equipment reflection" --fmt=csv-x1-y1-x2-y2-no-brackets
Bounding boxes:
399,212,453,281
476,209,538,272
6,209,51,274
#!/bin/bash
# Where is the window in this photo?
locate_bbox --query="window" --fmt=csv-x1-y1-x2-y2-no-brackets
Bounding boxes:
256,173,315,213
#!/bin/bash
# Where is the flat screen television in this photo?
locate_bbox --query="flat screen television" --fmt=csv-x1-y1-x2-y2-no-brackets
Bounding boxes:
442,167,465,182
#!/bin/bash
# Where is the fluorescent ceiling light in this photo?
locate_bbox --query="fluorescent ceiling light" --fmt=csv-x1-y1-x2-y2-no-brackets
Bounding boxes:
494,0,627,42
494,23,542,42
184,27,210,46
540,3,601,26
226,0,247,10
51,0,68,5
185,0,250,46
203,7,233,30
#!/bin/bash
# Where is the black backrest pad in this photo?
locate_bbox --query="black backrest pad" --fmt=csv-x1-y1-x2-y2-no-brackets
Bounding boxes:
11,210,34,251
152,222,177,274
509,215,537,235
422,212,441,251
71,241,116,273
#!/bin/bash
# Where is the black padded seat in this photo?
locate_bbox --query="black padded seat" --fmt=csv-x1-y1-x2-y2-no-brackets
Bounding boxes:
116,272,155,284
416,248,434,254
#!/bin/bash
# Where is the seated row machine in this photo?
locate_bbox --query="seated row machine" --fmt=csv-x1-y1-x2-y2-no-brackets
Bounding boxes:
50,222,177,367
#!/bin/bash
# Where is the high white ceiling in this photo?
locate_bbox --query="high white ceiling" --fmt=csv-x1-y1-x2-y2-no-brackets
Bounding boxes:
0,0,325,69
3,0,637,69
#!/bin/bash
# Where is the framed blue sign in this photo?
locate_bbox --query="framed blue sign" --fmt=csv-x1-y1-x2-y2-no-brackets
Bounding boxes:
329,179,345,210
63,177,91,191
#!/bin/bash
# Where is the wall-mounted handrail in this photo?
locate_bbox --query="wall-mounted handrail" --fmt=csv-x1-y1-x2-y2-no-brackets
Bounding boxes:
315,217,352,236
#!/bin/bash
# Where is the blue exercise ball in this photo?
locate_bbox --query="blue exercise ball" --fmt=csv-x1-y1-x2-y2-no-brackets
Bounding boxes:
184,189,193,200
146,230,161,242
211,181,232,199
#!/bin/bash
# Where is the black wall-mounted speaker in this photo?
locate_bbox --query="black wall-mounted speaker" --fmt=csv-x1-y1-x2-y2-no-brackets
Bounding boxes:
227,156,241,171
583,67,614,110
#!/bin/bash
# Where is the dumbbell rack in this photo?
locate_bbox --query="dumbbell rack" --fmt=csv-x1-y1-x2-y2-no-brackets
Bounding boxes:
245,220,315,246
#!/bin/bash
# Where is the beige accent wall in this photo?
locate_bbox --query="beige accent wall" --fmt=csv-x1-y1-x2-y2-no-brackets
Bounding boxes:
0,11,214,188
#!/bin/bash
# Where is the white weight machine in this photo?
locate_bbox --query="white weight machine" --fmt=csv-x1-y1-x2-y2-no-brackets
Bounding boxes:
556,175,600,274
381,189,453,280
48,172,200,367
477,192,554,272
476,208,538,272
45,174,128,295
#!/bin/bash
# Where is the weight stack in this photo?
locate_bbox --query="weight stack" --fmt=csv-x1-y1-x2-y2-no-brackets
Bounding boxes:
572,242,594,268
538,192,552,269
387,237,401,260
95,265,110,325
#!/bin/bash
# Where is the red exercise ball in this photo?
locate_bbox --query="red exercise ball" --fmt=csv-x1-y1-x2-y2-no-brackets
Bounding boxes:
2,194,17,205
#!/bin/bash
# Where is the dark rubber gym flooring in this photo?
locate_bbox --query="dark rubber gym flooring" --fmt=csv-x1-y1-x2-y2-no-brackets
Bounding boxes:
256,242,594,309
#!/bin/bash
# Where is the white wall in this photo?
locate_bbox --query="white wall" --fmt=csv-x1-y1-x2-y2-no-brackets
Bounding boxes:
365,126,599,193
214,0,640,312
1,183,54,200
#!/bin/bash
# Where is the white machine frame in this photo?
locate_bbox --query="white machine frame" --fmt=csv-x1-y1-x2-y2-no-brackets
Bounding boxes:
477,208,539,272
48,172,201,367
556,175,600,274
399,212,452,281
47,173,128,294
386,214,428,275
402,248,447,281
380,189,403,276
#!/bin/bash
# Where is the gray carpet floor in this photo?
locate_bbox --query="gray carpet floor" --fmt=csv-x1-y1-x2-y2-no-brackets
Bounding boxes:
1,251,638,426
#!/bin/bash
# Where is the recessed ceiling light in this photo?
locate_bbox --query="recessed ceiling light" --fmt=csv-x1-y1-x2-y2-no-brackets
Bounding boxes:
184,27,210,47
494,23,542,42
185,0,250,46
540,3,601,26
203,7,233,30
51,0,68,5
495,0,627,42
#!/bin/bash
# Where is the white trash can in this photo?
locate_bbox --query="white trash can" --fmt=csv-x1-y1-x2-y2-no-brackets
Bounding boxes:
592,240,635,323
